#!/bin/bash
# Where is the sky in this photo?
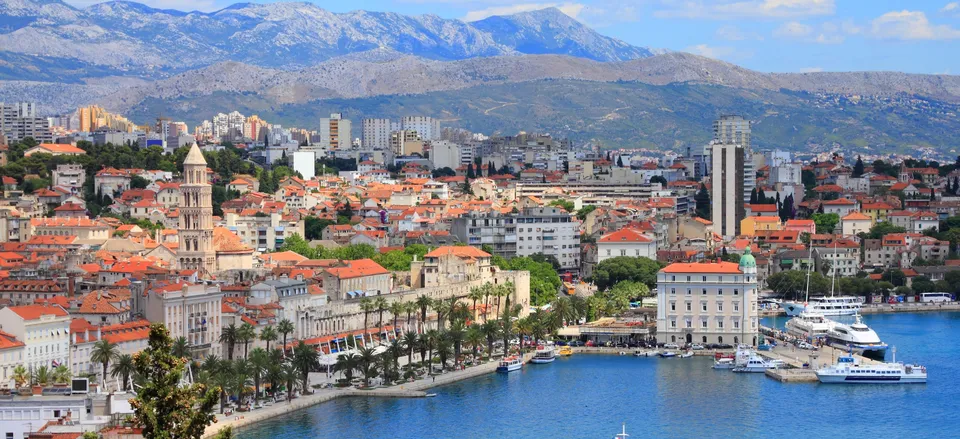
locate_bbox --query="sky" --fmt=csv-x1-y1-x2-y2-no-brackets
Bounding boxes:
60,0,960,74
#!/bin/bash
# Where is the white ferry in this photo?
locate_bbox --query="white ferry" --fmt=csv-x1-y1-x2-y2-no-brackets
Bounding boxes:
785,311,836,339
783,296,862,316
732,353,781,373
497,356,523,373
816,354,926,384
824,315,888,360
531,347,556,364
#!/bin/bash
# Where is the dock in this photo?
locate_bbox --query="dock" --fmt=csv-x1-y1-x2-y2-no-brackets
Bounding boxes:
758,325,880,383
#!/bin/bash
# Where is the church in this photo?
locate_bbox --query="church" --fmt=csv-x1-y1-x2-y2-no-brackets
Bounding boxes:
178,143,253,275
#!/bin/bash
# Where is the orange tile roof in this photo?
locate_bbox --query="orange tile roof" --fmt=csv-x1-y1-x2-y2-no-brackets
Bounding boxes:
6,304,68,320
598,228,653,243
34,143,86,154
823,198,856,205
425,246,491,258
842,212,871,221
324,258,389,279
661,262,743,274
748,204,778,212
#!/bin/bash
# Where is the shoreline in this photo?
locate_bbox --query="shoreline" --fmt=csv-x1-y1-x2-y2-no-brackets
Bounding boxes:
761,302,960,317
205,353,534,437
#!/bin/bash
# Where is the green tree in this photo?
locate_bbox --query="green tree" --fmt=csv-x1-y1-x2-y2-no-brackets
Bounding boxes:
131,323,218,439
292,341,318,393
277,319,295,357
259,325,278,353
130,175,150,189
171,336,191,359
811,213,840,234
867,221,907,239
548,199,575,213
853,156,865,177
576,205,597,221
237,323,256,360
592,256,661,291
90,340,119,386
111,354,135,391
694,183,711,220
304,217,334,240
219,324,238,361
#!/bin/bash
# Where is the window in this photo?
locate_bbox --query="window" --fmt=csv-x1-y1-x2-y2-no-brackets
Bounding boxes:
671,276,676,281
718,320,724,329
718,289,723,295
701,303,707,312
670,320,677,328
734,321,740,329
686,289,692,295
670,302,676,311
702,276,707,281
686,276,691,281
718,303,723,312
734,289,739,296
702,288,707,295
685,320,692,328
701,320,708,328
671,288,676,295
734,302,739,311
686,303,691,311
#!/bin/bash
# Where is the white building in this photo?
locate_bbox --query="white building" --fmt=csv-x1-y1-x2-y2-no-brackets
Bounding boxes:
656,249,760,346
212,111,245,141
0,304,70,373
292,151,316,180
319,113,352,150
0,330,24,386
361,118,398,149
596,228,657,262
515,206,580,273
141,283,222,359
401,116,441,141
430,140,462,170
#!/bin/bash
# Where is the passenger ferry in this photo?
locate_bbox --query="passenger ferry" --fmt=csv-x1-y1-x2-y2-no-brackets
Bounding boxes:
783,296,862,316
823,314,888,360
785,311,836,339
531,347,557,364
557,346,573,356
816,353,926,384
496,356,523,373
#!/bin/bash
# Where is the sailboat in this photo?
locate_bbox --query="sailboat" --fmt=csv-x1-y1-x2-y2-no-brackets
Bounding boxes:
613,423,629,439
782,241,862,316
784,244,835,338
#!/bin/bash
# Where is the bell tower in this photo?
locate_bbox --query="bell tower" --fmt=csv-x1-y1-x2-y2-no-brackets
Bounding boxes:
178,143,216,274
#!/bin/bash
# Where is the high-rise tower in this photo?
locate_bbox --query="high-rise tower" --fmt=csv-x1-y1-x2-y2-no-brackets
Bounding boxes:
178,143,216,274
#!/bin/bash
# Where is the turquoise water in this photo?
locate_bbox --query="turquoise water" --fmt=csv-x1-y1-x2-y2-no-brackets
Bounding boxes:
238,312,959,439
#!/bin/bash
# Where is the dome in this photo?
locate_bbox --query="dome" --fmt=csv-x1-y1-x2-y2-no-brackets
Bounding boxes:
739,246,757,270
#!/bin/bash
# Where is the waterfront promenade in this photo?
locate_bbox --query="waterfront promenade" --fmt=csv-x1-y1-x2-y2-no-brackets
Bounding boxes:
204,353,535,437
761,301,960,316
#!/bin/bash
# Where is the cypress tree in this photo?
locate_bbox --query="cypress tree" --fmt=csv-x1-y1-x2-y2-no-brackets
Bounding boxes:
750,187,758,205
467,163,475,179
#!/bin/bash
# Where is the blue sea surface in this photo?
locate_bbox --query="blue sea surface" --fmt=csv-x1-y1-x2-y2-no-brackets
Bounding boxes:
237,312,960,439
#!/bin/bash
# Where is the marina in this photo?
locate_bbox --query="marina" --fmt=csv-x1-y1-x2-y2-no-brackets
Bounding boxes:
234,312,957,439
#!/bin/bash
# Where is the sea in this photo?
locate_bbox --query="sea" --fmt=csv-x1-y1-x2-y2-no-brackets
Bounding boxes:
236,312,959,439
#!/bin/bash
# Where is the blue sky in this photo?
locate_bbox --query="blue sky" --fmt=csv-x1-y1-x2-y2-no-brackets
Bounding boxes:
64,0,960,74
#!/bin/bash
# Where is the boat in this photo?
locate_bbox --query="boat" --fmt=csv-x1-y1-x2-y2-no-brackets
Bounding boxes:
614,423,629,439
712,357,736,369
678,351,693,358
531,347,557,364
634,350,658,357
557,346,573,356
785,311,837,339
425,393,437,397
816,350,926,384
824,315,888,360
496,356,523,373
659,351,677,358
732,353,780,373
783,242,862,317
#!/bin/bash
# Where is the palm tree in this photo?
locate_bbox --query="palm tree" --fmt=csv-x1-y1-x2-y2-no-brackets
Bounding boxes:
12,365,28,389
172,336,191,359
277,319,295,357
435,334,453,370
357,346,379,386
516,317,532,352
90,339,119,387
388,339,403,371
389,301,405,336
374,296,388,341
482,283,493,322
259,325,278,353
292,341,318,393
334,352,359,382
466,324,484,364
404,301,416,332
53,365,71,384
448,323,465,368
281,362,298,400
415,295,432,333
248,348,269,399
424,329,439,366
111,354,135,391
401,331,418,366
570,295,588,323
359,297,375,343
494,284,507,317
232,359,252,405
433,299,451,331
219,324,239,361
34,365,51,386
238,323,256,360
552,296,575,328
468,286,485,322
482,321,499,360
213,362,232,414
201,355,221,374
417,332,429,363
449,300,470,328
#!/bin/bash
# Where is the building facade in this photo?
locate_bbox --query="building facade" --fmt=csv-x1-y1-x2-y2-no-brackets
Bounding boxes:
711,141,745,238
178,144,216,273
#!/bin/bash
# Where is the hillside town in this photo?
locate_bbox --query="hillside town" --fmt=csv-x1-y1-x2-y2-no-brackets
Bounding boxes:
2,104,960,437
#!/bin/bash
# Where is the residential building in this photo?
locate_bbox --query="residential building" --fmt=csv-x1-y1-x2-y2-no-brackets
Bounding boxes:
320,259,391,299
51,164,86,191
656,249,759,346
0,304,70,372
319,113,351,150
515,207,580,272
711,141,746,238
24,143,84,157
739,216,782,237
841,212,873,236
361,118,398,149
401,116,441,140
0,330,24,386
596,228,656,261
390,130,424,156
450,210,517,259
223,212,304,252
140,282,223,359
0,280,65,306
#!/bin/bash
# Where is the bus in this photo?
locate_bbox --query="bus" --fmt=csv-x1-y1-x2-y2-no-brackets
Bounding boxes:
920,292,953,303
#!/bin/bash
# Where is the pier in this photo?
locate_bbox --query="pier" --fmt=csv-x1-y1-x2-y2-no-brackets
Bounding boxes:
758,325,880,383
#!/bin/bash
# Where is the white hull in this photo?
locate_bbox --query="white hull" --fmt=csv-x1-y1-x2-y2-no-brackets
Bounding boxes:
783,300,861,317
531,356,556,364
817,373,926,384
732,366,769,373
497,363,522,372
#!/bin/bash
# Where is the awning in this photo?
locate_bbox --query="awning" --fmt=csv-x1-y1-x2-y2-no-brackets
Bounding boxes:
556,327,581,337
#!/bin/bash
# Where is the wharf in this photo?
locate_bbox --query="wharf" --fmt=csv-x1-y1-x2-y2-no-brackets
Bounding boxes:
758,325,880,383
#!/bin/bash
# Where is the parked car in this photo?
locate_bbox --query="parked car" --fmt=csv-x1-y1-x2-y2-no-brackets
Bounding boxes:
690,343,705,350
717,344,734,349
569,340,585,347
663,343,680,349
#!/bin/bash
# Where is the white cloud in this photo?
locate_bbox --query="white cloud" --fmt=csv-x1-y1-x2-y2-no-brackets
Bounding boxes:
871,10,960,40
463,3,585,21
773,21,813,37
685,44,737,60
841,20,862,35
942,2,959,13
800,67,823,73
655,0,835,20
715,25,763,40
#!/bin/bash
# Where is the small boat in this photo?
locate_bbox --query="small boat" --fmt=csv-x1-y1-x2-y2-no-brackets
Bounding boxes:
732,353,780,373
557,346,573,356
614,423,629,439
531,347,557,364
678,351,694,359
712,357,736,369
425,393,437,397
496,356,523,373
816,349,926,384
618,351,627,356
659,351,677,358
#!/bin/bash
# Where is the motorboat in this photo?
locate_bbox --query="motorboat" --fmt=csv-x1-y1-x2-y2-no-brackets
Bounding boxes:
496,356,523,373
712,357,736,369
732,353,780,373
785,311,837,339
557,346,573,356
782,296,862,316
678,351,694,359
824,315,888,360
816,351,926,384
634,350,659,357
659,351,677,358
531,347,557,364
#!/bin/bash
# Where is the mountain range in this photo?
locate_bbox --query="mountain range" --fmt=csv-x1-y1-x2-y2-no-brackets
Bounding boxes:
1,0,959,155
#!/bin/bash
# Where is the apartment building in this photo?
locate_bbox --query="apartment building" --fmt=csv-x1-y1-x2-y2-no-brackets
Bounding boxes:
515,207,580,273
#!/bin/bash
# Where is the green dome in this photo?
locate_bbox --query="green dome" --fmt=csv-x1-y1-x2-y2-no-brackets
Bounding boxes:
739,246,757,269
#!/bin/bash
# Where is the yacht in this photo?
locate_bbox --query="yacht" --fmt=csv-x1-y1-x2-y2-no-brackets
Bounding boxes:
785,311,837,339
783,296,862,316
712,357,736,369
732,352,781,373
816,353,926,384
557,346,573,356
496,356,523,373
824,315,888,360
